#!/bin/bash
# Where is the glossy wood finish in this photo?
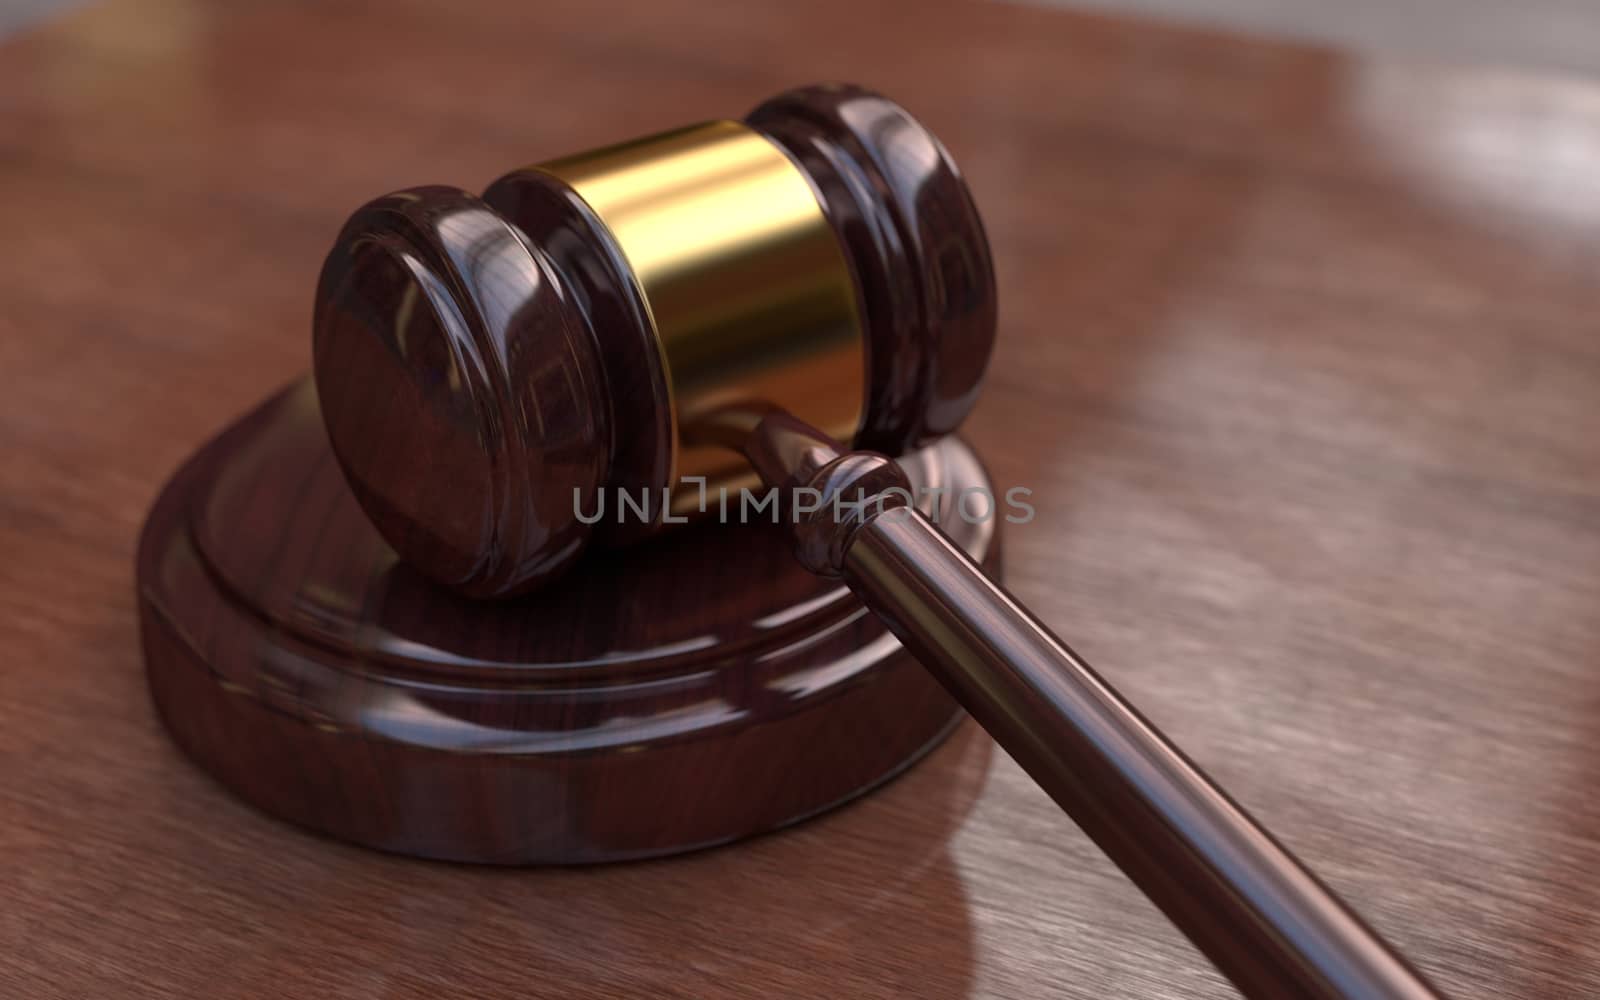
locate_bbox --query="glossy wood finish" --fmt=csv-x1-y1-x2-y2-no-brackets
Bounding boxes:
749,84,998,455
844,512,1436,999
321,85,996,597
315,157,1439,988
4,0,1600,997
138,379,997,863
480,161,678,544
744,414,1438,998
314,187,612,597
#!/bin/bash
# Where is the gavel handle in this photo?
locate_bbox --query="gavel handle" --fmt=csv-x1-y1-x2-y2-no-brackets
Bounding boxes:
735,413,1444,1000
843,509,1441,1000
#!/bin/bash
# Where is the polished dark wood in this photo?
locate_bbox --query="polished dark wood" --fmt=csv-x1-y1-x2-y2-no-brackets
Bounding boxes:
846,512,1434,999
312,66,1432,986
5,0,1600,997
749,84,998,454
743,414,1439,998
481,158,677,546
316,84,996,598
138,379,999,862
314,187,612,597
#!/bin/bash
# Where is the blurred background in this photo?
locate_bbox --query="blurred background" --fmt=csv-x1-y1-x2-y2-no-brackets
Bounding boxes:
9,0,1600,74
1063,0,1600,76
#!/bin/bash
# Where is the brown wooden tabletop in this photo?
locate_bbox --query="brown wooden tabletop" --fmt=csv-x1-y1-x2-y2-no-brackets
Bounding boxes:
4,0,1599,996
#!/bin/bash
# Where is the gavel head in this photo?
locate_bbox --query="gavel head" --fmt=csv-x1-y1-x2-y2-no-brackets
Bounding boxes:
313,83,996,598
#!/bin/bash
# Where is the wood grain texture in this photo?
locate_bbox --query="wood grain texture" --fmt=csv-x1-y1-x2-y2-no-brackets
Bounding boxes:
136,379,996,864
2,0,1598,997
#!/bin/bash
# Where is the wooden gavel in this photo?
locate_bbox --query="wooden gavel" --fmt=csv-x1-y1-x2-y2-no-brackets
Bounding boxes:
312,83,1443,1000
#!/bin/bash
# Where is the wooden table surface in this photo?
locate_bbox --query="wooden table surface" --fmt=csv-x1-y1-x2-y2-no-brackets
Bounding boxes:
4,0,1599,996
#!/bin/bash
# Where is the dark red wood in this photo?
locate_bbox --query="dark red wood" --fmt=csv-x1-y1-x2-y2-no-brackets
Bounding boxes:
748,84,998,455
741,415,1443,1000
137,379,1000,864
11,0,1596,996
844,507,1440,1000
313,187,612,598
481,165,677,546
313,84,998,599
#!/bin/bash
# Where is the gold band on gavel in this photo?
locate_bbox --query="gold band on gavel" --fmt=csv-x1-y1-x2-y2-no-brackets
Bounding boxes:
532,120,866,511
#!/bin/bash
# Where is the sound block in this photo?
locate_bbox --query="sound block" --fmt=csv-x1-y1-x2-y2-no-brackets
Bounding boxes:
137,380,1001,864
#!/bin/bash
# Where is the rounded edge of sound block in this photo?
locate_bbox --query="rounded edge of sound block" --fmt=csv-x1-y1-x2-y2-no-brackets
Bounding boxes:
137,380,1001,864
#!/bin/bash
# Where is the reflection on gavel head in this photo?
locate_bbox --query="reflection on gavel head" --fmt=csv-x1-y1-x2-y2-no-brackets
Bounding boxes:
313,83,996,598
